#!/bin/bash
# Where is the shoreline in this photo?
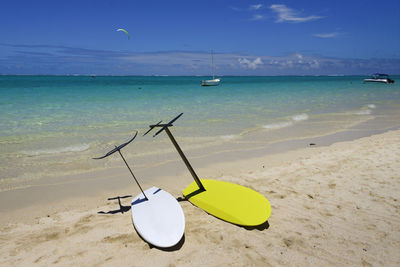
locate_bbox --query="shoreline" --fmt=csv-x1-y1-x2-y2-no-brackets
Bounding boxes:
0,127,399,265
1,119,399,217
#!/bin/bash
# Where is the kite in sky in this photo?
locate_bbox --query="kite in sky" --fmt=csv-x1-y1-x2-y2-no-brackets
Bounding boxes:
116,28,130,39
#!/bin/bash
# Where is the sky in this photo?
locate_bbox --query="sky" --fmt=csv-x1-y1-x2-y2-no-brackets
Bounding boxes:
1,0,399,75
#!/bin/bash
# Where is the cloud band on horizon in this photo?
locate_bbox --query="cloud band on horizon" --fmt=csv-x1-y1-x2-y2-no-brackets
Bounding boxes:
0,43,399,76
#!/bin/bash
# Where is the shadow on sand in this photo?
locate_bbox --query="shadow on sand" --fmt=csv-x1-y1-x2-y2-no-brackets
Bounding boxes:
145,234,185,252
241,220,270,231
97,195,132,215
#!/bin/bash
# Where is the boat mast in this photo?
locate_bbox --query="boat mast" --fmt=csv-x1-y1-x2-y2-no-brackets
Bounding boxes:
211,49,214,80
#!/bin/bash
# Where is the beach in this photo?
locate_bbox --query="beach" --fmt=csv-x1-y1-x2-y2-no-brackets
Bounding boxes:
0,75,399,266
1,128,399,266
2,0,400,264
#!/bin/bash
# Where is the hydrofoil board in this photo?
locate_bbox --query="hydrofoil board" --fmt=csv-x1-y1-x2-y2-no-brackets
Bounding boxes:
131,186,185,248
183,179,271,226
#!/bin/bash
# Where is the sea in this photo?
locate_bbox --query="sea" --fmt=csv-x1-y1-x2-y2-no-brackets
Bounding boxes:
1,75,399,191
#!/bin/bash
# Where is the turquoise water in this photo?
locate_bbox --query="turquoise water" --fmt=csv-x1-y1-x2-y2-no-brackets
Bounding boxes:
1,75,400,189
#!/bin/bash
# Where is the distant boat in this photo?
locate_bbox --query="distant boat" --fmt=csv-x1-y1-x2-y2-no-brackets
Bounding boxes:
364,73,395,84
201,49,220,86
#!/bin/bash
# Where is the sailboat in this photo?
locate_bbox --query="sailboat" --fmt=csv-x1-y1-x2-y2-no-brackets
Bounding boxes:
201,49,220,86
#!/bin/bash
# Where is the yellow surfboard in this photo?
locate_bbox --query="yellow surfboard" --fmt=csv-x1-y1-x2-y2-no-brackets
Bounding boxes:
183,179,271,226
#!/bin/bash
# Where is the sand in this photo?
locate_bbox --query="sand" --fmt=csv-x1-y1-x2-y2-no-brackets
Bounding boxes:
0,130,399,266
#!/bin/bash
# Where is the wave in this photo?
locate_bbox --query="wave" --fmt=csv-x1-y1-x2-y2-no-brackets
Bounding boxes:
263,121,293,130
354,104,376,115
21,144,90,156
354,109,372,115
220,135,236,140
263,113,309,130
292,113,309,121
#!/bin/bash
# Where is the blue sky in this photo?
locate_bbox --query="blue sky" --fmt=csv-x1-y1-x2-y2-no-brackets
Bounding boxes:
1,0,399,75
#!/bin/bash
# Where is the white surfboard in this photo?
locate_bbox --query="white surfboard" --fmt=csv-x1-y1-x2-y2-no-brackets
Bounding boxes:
131,186,185,248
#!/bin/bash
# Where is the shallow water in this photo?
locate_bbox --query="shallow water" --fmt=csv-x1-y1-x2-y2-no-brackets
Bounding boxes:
1,75,399,189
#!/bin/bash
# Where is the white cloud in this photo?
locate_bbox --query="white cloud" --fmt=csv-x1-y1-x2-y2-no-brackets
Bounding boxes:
249,4,263,10
230,4,265,21
251,14,265,21
266,53,321,70
238,57,264,69
313,32,339,38
294,53,303,60
269,4,323,23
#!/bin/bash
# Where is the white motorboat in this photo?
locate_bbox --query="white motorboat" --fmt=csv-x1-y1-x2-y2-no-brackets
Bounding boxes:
201,49,220,86
364,73,394,84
